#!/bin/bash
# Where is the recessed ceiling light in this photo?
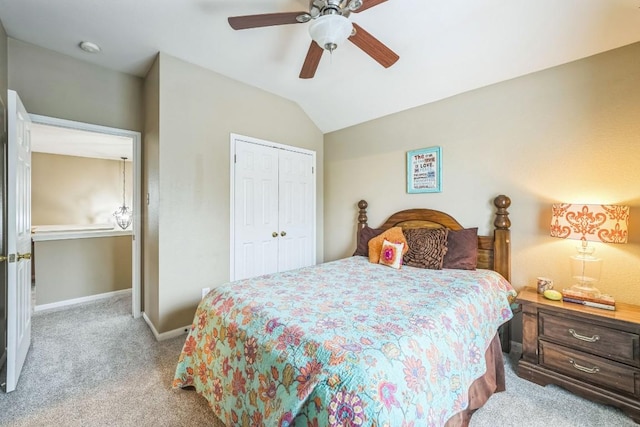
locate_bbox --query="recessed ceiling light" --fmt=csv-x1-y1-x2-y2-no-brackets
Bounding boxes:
79,41,101,53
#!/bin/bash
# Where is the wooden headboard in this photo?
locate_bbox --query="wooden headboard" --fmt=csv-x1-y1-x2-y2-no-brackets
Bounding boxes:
356,195,512,282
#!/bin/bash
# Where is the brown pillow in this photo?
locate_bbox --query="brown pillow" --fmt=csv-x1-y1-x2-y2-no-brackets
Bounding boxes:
353,226,385,257
368,227,409,264
402,228,449,270
443,228,478,270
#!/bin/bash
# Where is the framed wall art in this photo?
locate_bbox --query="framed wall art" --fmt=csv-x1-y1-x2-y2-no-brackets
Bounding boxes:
407,146,442,193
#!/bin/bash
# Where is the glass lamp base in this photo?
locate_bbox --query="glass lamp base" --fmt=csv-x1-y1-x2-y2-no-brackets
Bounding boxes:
569,246,602,299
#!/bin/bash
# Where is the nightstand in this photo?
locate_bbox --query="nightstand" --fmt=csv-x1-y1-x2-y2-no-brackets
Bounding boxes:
517,287,640,424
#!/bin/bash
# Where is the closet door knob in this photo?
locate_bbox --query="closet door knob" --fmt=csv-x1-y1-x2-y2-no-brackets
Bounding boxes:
272,232,278,238
280,231,287,237
17,252,31,261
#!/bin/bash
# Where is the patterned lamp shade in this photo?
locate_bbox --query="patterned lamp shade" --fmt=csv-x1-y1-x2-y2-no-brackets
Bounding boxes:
550,204,630,244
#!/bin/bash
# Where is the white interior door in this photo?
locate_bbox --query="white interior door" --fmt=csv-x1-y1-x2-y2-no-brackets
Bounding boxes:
6,90,32,393
277,149,314,273
233,140,279,280
231,135,316,282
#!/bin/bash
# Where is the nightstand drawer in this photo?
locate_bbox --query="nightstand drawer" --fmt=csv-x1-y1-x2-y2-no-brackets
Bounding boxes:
539,310,640,367
540,341,640,397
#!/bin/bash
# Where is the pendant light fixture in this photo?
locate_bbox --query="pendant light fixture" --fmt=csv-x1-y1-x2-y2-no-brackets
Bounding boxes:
308,13,353,53
113,157,132,229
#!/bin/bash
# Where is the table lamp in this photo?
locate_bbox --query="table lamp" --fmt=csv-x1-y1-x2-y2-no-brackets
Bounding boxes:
550,203,629,298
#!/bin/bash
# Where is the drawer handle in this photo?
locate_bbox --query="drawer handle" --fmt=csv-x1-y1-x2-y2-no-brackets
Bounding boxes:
568,328,600,343
568,359,600,374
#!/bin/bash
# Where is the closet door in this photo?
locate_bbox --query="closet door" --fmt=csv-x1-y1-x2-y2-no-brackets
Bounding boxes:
277,149,314,273
233,140,279,280
232,136,316,282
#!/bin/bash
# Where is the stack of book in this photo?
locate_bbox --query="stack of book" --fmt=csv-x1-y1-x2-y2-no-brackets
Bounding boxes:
561,289,616,311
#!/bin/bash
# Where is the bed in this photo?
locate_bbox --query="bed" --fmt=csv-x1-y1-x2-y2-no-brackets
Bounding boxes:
173,195,516,426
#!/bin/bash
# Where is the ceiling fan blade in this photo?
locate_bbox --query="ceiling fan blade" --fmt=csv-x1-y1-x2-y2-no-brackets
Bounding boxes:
299,41,324,79
353,0,388,13
349,23,399,68
228,12,306,30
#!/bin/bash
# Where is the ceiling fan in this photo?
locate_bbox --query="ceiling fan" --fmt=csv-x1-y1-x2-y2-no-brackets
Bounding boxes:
228,0,399,79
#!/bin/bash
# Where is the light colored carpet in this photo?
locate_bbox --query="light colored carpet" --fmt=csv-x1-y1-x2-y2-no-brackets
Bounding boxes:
0,293,635,426
0,293,222,427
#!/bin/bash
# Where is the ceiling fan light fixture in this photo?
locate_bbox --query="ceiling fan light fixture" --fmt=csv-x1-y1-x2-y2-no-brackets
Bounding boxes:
309,14,353,52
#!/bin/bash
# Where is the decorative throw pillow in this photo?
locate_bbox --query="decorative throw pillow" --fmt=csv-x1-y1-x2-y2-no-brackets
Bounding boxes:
368,227,409,264
379,239,405,269
442,227,478,270
402,228,449,270
353,226,385,257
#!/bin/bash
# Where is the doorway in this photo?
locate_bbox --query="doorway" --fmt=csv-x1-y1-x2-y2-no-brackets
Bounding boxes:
29,115,142,318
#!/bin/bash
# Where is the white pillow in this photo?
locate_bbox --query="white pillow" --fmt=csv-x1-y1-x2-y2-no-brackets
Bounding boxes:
379,239,405,269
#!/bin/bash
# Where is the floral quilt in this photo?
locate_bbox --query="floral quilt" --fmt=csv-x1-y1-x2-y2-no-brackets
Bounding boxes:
173,256,516,427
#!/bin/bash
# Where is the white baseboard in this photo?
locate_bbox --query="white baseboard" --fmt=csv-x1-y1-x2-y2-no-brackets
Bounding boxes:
142,312,190,341
34,288,132,312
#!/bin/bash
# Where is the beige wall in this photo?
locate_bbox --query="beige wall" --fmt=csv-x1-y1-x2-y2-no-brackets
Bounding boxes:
324,42,640,339
33,236,132,305
7,38,143,132
142,56,160,328
150,53,324,333
32,153,133,226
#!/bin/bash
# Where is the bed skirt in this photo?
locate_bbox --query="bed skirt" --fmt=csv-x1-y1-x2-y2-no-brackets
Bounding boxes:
445,333,505,427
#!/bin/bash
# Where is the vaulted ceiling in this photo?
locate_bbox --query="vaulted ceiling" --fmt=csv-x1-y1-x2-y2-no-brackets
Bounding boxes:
1,0,639,133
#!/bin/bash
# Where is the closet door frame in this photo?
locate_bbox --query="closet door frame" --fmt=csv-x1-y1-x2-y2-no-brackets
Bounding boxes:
229,133,316,282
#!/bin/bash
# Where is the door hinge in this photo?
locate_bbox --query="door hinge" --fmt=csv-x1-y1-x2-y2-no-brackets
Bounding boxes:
312,166,314,174
234,154,237,163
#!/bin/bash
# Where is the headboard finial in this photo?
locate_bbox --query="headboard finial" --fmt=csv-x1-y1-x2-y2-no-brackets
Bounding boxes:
493,195,511,230
358,200,368,229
